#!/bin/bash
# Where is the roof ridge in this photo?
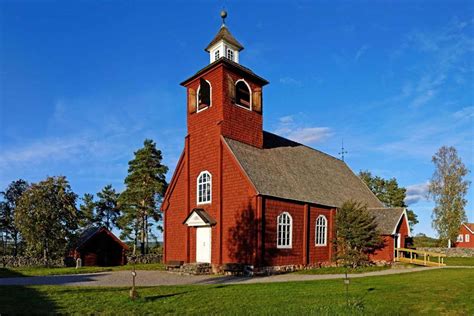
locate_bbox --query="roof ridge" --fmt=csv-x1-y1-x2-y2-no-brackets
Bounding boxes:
262,131,342,162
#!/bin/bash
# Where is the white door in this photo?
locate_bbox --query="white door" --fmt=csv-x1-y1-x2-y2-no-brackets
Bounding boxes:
196,227,211,263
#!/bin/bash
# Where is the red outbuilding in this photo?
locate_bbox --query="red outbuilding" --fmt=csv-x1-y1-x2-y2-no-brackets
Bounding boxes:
162,19,410,271
454,223,474,248
71,226,129,266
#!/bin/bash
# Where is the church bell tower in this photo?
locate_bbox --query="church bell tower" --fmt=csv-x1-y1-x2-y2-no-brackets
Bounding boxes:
180,11,269,149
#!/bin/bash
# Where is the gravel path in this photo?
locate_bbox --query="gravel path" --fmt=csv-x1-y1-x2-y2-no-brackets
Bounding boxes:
0,266,440,287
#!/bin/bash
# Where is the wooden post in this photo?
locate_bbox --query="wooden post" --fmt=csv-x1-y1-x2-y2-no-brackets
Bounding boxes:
410,250,413,263
424,252,427,266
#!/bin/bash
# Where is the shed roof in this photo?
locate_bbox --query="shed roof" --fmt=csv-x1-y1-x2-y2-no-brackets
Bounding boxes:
75,226,129,250
223,132,383,208
367,207,406,235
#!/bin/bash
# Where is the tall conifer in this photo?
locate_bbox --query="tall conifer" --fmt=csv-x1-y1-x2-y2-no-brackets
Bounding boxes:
119,139,168,255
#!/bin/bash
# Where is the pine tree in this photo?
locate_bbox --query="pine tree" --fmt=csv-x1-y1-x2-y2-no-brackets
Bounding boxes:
335,200,384,267
78,193,96,229
15,176,78,263
0,179,29,256
119,139,168,255
359,170,419,231
428,146,470,246
96,185,120,230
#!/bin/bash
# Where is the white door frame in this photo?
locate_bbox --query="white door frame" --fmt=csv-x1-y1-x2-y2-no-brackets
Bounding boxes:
196,226,212,263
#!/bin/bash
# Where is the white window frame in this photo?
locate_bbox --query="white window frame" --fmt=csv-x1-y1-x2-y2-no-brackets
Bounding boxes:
457,234,464,242
214,49,220,60
466,234,470,242
196,79,212,113
234,79,252,111
277,212,292,249
226,48,234,61
196,171,212,205
315,215,328,246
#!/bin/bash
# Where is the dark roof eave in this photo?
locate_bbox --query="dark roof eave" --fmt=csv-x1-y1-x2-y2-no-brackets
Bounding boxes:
180,58,269,87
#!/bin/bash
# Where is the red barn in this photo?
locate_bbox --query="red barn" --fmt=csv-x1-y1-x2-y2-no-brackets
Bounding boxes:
162,20,410,271
455,223,474,248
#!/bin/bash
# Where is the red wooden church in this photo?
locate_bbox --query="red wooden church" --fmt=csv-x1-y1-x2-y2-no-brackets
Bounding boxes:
162,15,410,271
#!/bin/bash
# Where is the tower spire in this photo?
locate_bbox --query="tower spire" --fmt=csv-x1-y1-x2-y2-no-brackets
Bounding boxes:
221,9,227,26
205,10,244,64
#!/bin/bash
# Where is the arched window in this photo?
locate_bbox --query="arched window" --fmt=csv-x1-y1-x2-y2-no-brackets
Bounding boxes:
197,171,211,204
315,215,327,246
197,78,211,112
235,80,251,110
277,212,292,248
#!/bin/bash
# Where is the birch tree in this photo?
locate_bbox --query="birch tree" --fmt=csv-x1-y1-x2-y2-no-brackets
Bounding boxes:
428,146,470,246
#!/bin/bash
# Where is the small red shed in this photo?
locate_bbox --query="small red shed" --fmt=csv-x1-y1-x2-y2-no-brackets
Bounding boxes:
72,226,129,266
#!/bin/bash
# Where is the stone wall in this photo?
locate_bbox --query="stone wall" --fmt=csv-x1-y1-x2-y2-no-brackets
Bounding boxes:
417,247,474,257
0,256,65,268
127,254,163,264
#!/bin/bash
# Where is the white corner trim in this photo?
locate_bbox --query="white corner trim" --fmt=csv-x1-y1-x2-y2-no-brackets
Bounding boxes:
463,223,474,234
392,208,411,237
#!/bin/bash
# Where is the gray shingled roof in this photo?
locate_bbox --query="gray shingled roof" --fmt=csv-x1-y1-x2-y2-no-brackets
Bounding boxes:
367,207,406,235
205,25,244,52
224,132,383,208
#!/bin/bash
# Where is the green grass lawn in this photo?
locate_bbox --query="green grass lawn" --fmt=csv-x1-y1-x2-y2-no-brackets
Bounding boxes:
0,263,165,278
294,265,390,275
0,268,473,315
445,257,474,266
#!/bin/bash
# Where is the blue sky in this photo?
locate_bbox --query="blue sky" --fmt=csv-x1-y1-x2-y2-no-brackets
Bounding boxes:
1,1,473,239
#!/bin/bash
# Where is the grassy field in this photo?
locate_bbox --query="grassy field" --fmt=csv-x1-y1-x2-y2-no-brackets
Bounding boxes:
0,263,165,278
445,256,474,266
294,265,390,275
0,268,473,315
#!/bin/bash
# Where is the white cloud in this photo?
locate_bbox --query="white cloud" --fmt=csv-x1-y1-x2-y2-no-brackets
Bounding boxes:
355,45,369,61
284,127,333,144
453,106,474,120
405,182,430,205
274,115,332,145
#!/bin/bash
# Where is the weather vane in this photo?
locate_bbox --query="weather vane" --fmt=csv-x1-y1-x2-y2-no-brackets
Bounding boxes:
221,9,227,26
339,139,348,162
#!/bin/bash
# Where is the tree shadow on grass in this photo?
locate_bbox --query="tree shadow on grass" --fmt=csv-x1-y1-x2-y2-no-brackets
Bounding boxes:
0,268,27,278
0,285,58,314
144,291,192,302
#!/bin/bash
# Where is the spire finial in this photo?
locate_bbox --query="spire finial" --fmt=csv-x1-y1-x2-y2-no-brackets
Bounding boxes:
220,9,227,26
338,139,348,162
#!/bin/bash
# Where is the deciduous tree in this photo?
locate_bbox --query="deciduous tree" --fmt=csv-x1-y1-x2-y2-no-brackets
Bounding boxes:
359,171,418,231
0,179,29,255
119,139,168,255
428,146,470,246
15,176,78,263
